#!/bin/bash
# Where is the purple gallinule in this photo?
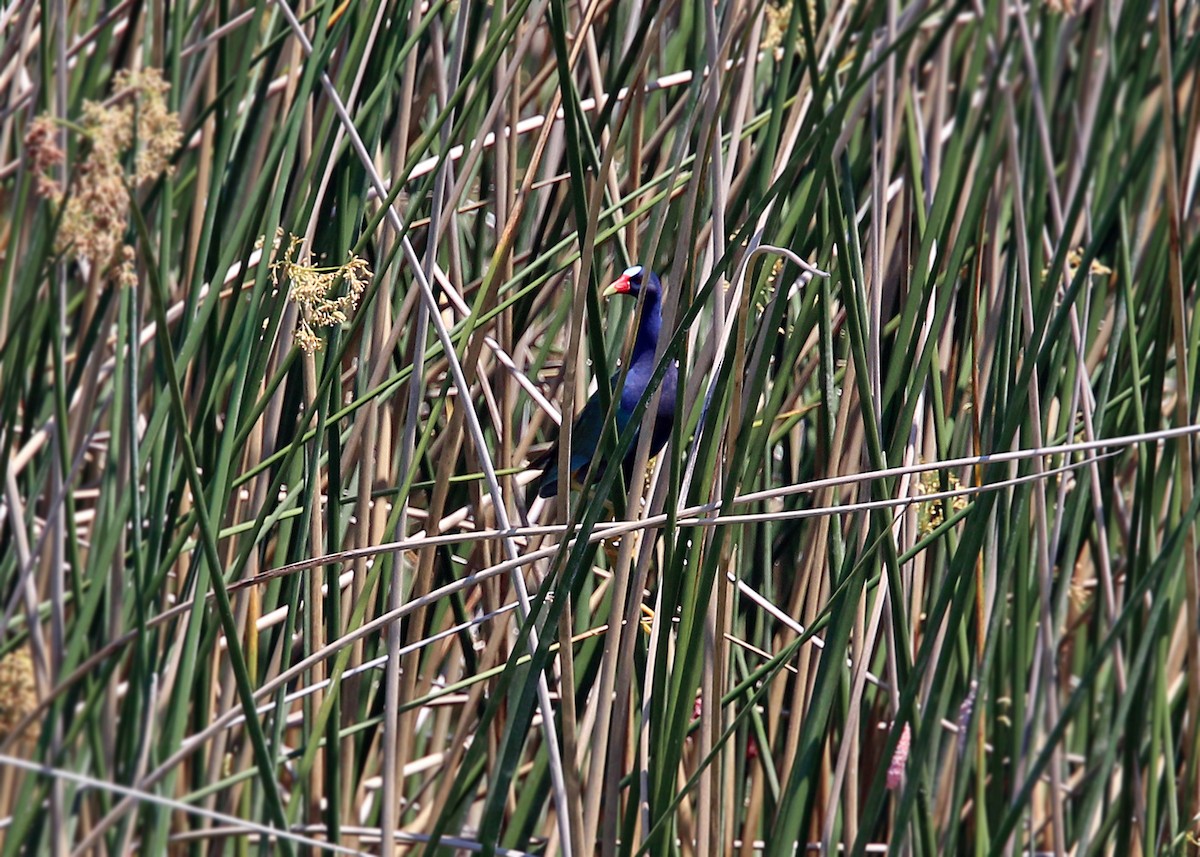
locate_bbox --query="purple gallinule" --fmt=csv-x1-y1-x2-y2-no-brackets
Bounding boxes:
536,265,678,499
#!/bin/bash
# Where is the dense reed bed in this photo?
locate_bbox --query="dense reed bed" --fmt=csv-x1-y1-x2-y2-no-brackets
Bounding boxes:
1,0,1198,854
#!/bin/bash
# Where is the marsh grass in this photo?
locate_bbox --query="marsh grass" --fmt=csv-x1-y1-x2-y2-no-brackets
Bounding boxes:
1,0,1198,854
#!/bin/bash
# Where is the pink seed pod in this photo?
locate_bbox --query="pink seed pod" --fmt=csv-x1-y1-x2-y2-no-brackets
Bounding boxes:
887,723,911,790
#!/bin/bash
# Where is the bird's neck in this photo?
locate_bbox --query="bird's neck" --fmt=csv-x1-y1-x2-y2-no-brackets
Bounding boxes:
631,292,662,364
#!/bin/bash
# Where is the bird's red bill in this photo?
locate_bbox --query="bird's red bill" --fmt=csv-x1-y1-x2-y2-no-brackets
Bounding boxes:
603,274,632,297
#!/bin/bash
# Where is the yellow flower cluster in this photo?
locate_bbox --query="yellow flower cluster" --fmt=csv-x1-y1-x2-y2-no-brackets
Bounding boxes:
1065,247,1113,279
915,468,967,536
271,232,373,353
1042,247,1113,283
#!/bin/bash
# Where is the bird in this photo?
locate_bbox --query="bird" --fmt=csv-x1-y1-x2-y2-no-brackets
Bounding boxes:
535,265,679,499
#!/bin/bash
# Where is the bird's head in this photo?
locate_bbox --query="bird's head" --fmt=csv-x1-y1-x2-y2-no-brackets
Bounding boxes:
602,265,660,300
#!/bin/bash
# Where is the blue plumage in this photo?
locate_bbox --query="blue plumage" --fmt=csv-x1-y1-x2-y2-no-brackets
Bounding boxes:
536,266,678,499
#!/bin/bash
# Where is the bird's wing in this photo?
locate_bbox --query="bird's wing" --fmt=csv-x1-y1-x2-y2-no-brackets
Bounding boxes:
534,385,640,497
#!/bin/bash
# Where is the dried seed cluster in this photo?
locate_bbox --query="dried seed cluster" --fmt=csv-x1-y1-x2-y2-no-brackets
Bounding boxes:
0,649,38,746
23,116,65,199
761,1,817,60
25,68,182,275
